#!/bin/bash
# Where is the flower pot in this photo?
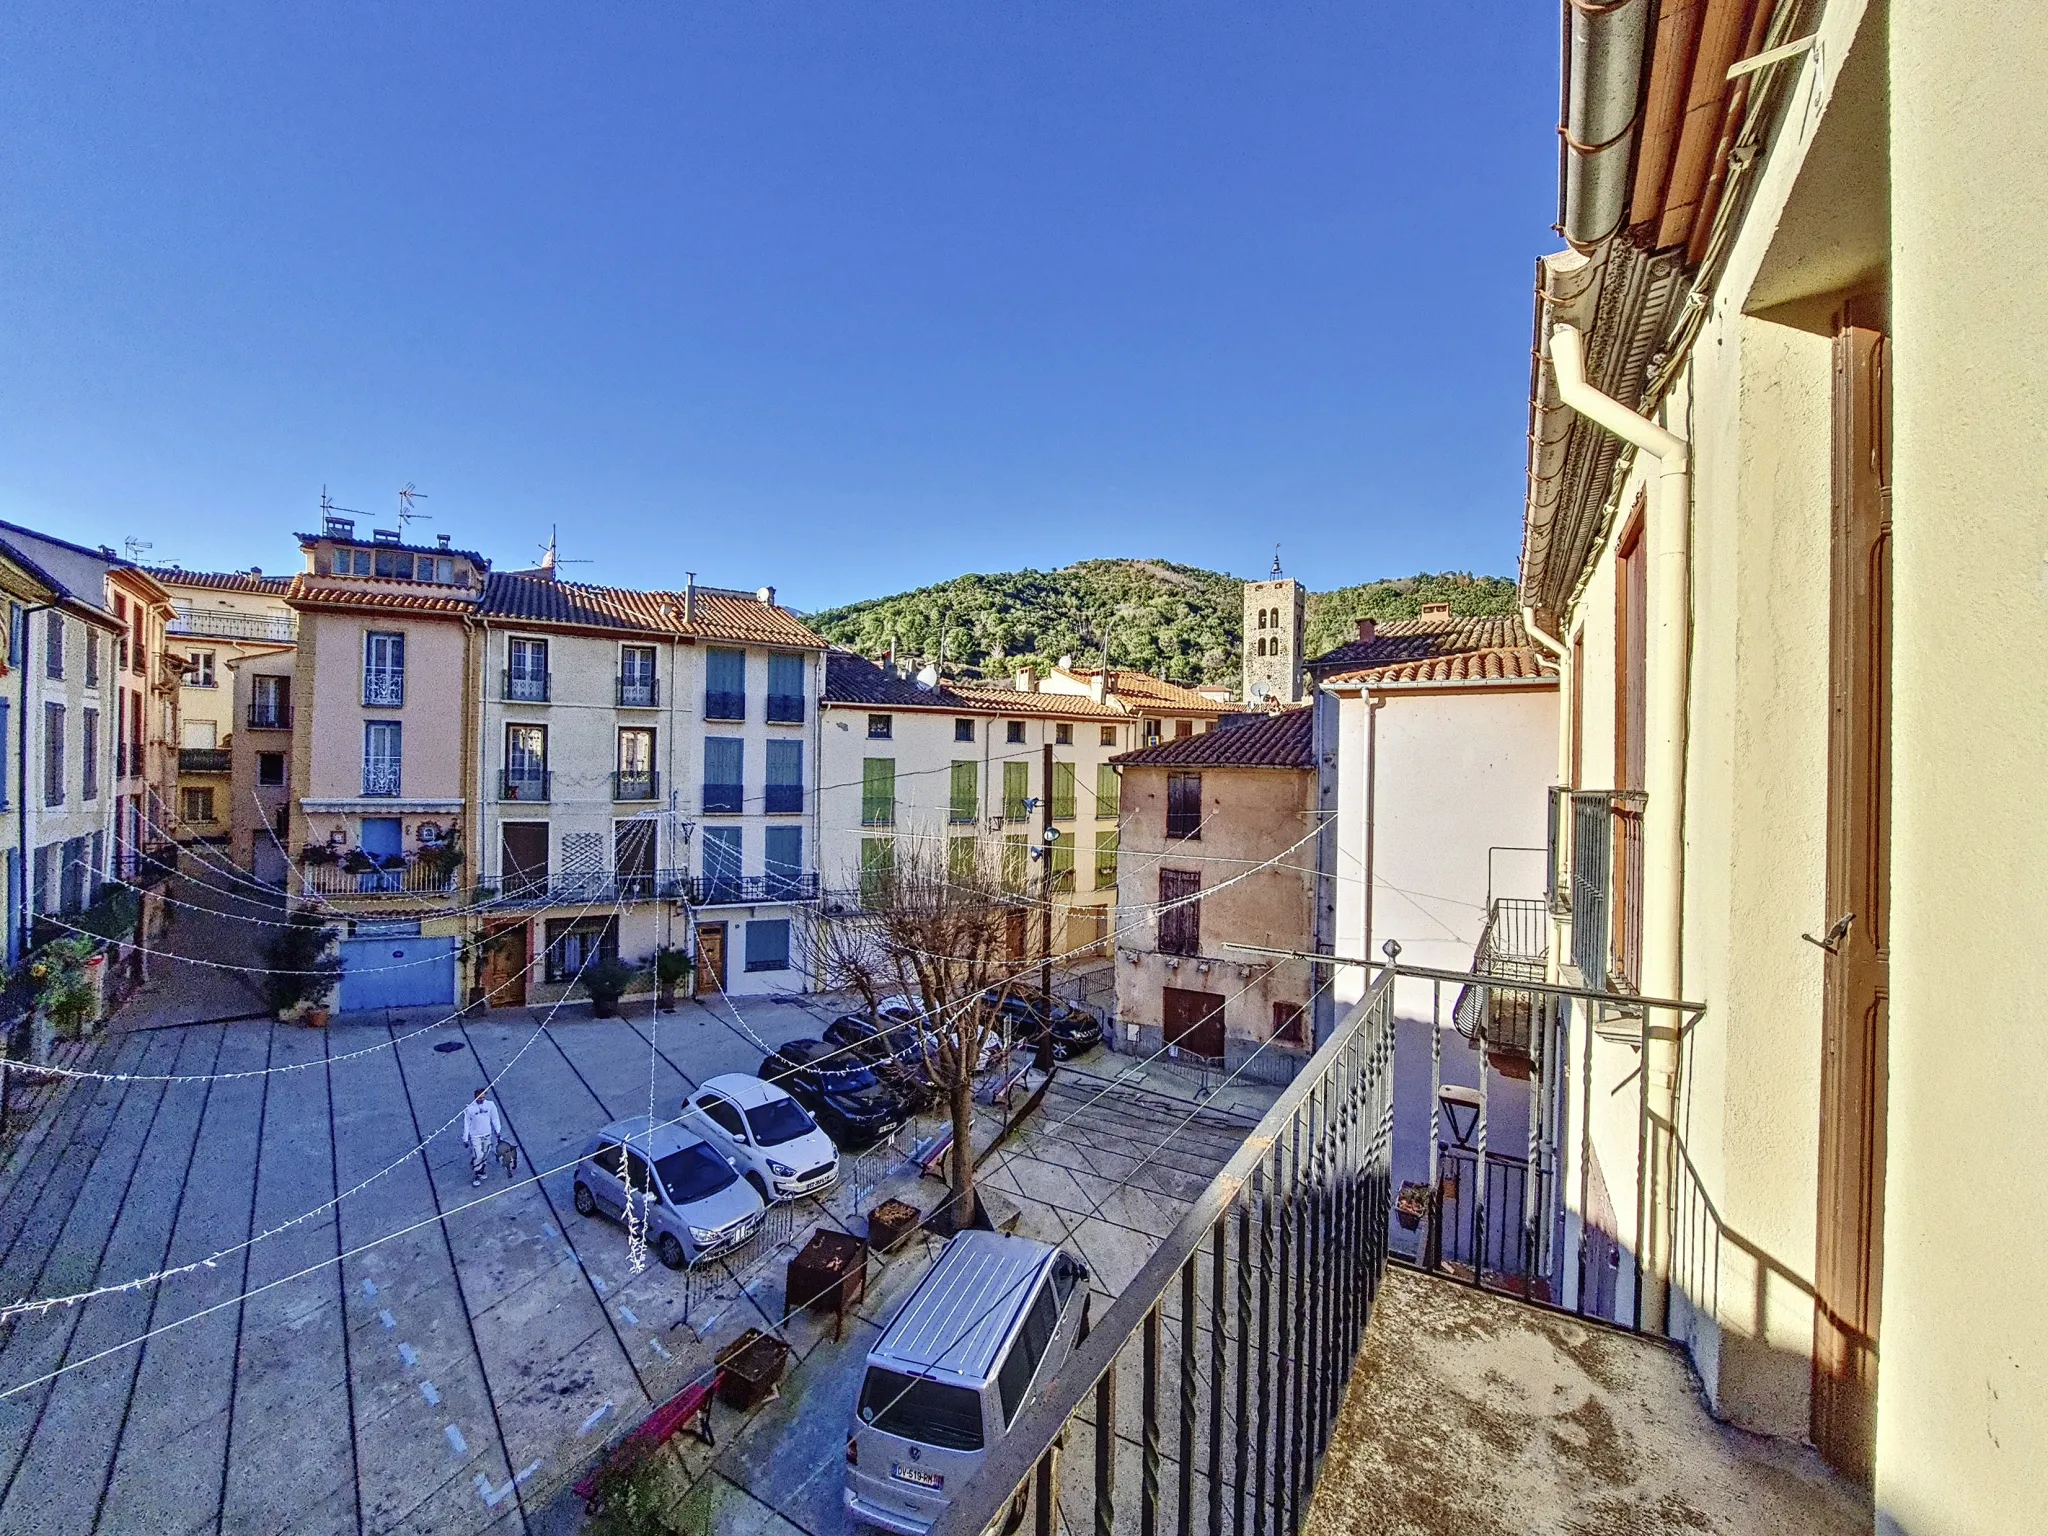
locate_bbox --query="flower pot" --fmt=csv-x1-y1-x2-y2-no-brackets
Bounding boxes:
656,983,676,1014
591,995,621,1019
305,1007,330,1029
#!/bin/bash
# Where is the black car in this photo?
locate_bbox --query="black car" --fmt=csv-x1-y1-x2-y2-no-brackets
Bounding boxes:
821,1014,939,1114
981,990,1106,1061
758,1039,910,1148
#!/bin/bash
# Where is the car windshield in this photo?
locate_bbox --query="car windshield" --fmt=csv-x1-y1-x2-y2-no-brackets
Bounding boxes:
858,1368,984,1451
745,1097,815,1146
654,1144,738,1205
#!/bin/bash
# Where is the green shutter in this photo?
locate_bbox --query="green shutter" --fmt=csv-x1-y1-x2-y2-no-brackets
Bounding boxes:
862,757,896,827
1096,763,1120,819
1094,829,1119,887
1050,840,1075,893
1051,761,1076,821
1003,761,1030,822
1003,835,1028,891
947,835,978,885
859,836,895,906
949,760,978,825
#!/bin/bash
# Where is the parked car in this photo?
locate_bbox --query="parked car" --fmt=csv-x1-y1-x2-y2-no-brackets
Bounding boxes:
758,1039,910,1149
571,1115,765,1269
980,989,1106,1060
876,992,1002,1073
682,1073,841,1203
822,1014,938,1114
845,1231,1091,1535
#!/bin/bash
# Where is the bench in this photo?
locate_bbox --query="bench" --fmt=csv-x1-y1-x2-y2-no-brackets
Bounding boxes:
910,1126,954,1178
574,1371,723,1501
981,1058,1032,1107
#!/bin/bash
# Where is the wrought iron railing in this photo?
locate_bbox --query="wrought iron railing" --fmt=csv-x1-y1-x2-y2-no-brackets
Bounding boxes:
362,673,404,708
178,748,231,775
617,675,659,707
1452,897,1548,1062
613,770,660,802
169,607,296,643
765,692,805,723
361,764,403,797
933,972,1398,1536
704,690,746,722
1566,790,1646,991
470,870,818,907
299,858,458,897
246,703,293,730
499,770,551,802
690,872,818,906
503,669,551,703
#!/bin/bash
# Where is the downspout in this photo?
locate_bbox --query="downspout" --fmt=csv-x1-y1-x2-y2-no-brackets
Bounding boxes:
1548,319,1689,1333
1361,691,1384,967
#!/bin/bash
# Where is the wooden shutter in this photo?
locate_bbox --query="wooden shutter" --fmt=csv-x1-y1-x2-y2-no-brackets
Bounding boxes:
1615,500,1647,794
1158,868,1200,954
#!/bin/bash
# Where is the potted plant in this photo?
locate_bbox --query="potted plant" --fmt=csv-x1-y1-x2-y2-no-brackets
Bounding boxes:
342,848,375,874
31,938,101,1041
419,830,463,887
299,843,338,866
1396,1181,1431,1232
653,946,694,1013
581,954,639,1019
262,911,342,1024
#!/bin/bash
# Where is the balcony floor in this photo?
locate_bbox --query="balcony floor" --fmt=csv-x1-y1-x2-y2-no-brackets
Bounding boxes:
1306,1265,1871,1536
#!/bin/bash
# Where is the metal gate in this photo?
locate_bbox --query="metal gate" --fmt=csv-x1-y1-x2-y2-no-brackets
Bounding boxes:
338,933,456,1013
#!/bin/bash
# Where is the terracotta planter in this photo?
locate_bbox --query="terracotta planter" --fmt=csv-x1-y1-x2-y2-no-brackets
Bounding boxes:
657,983,677,1014
305,1007,331,1029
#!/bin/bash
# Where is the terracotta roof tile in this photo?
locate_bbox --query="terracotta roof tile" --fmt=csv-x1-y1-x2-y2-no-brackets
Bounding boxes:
475,572,826,648
295,531,492,568
284,576,478,616
824,652,1126,718
945,683,1128,720
1309,613,1557,687
149,567,293,596
1060,667,1228,714
1113,708,1313,770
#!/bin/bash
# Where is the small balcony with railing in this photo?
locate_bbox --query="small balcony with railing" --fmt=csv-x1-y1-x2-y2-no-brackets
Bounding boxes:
765,691,804,724
611,770,660,802
502,667,551,703
296,852,459,899
702,780,744,815
362,672,404,708
1451,896,1547,1077
168,606,297,644
178,748,232,776
469,869,817,908
617,674,659,708
361,763,403,798
704,689,746,722
245,702,293,731
499,768,551,803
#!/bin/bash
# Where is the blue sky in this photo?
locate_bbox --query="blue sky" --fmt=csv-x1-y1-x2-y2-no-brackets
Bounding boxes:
0,4,1556,610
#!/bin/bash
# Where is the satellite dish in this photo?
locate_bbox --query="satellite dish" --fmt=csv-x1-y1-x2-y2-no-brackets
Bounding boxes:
1250,682,1271,702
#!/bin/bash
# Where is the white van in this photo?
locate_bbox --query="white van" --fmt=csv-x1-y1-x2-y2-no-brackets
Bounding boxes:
845,1231,1090,1534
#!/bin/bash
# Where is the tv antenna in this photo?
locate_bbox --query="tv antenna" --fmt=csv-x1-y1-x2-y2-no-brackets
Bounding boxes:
320,487,363,520
396,482,432,534
536,527,594,574
123,538,154,563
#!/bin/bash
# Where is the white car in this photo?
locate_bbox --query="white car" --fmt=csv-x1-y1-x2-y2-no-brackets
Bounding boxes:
874,993,1002,1073
683,1073,841,1203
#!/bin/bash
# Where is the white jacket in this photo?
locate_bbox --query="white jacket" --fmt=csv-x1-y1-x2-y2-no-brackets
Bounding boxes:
462,1098,504,1146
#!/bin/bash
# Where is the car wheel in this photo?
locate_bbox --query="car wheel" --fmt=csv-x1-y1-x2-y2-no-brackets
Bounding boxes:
656,1232,687,1271
746,1172,771,1201
573,1182,597,1217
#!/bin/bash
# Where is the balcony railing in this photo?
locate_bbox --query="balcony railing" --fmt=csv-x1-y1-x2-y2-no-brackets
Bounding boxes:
362,764,403,798
764,783,803,815
499,770,551,803
502,669,551,703
169,607,297,644
612,770,660,802
468,870,818,907
246,703,293,730
362,673,404,708
617,676,659,708
702,781,743,815
704,690,746,722
931,970,1399,1536
297,856,458,897
689,871,818,906
1452,896,1549,1069
178,748,231,775
765,692,804,724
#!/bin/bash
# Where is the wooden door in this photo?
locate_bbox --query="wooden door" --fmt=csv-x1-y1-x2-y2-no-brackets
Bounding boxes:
1162,986,1225,1060
694,923,726,997
1812,324,1892,1484
479,921,529,1008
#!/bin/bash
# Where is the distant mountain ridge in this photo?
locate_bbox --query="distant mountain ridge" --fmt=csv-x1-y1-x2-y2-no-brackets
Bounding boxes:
806,559,1519,689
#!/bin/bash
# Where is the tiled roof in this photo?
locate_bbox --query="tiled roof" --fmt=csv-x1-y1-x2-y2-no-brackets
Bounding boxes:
1060,667,1229,714
823,651,1126,719
1113,708,1313,770
945,683,1128,720
478,572,826,648
0,519,124,617
1310,613,1557,687
284,576,478,616
295,531,492,568
149,567,293,595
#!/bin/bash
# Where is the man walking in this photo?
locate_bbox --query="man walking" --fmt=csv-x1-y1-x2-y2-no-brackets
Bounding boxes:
463,1086,505,1188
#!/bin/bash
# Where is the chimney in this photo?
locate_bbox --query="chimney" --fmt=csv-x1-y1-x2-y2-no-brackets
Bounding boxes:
1088,674,1106,703
1354,617,1376,643
1419,602,1453,621
1014,669,1035,693
757,586,775,606
684,572,697,624
437,533,451,550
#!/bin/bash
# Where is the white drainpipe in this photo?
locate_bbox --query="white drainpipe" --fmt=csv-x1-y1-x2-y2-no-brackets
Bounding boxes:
1547,321,1690,1333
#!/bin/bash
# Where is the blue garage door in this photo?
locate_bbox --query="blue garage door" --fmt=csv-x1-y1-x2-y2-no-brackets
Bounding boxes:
338,934,457,1013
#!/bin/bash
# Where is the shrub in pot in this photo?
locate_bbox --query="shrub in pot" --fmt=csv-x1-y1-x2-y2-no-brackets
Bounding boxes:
653,946,694,1013
263,911,342,1023
31,938,100,1040
581,955,639,1019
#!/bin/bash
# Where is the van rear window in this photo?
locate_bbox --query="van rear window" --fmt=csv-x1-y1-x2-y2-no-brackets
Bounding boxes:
858,1368,984,1451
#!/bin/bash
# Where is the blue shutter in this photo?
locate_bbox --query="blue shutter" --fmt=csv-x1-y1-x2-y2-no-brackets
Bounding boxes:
764,826,802,897
744,919,791,972
764,739,802,813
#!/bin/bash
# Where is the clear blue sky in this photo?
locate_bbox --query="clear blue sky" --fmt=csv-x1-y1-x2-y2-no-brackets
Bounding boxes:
1,3,1556,610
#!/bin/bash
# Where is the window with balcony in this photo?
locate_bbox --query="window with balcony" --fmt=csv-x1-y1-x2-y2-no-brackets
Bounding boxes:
506,637,549,702
703,736,744,814
954,718,976,743
45,613,63,681
1095,762,1119,819
81,709,97,801
702,826,743,903
764,826,802,898
43,703,65,807
250,674,292,730
1166,772,1202,839
1052,761,1076,821
861,757,896,827
705,647,746,721
185,651,217,688
949,760,978,825
766,652,805,723
619,645,657,707
502,724,548,801
615,818,656,899
867,713,893,739
363,631,405,707
1158,868,1201,955
1007,720,1026,745
501,822,548,897
1003,761,1030,823
363,720,402,797
614,728,657,800
764,739,802,814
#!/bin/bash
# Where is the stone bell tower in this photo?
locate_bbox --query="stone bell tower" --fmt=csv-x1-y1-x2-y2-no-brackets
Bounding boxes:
1242,550,1305,707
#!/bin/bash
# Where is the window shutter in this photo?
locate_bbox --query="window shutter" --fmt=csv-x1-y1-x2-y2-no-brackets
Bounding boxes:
861,758,896,827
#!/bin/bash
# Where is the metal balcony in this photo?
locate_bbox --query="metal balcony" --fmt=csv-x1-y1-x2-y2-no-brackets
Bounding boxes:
1451,896,1549,1074
765,692,805,724
502,669,551,703
498,769,551,802
361,764,403,798
168,607,297,644
612,770,660,802
703,689,746,722
687,872,818,906
617,675,659,708
178,748,232,775
701,781,744,815
297,856,458,898
245,704,293,730
362,674,404,708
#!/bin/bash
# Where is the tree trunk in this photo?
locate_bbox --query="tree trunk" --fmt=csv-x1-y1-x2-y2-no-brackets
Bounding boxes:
949,1077,977,1231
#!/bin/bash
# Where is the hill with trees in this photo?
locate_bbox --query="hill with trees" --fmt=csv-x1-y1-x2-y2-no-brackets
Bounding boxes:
806,559,1518,688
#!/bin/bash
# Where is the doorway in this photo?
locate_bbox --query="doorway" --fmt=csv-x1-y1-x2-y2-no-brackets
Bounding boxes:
480,920,530,1009
501,823,548,898
1162,985,1225,1060
694,923,727,997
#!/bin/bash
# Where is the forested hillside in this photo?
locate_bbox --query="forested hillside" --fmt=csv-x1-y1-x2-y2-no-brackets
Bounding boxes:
807,560,1518,687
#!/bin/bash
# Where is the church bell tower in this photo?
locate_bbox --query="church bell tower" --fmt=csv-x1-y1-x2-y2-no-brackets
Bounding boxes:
1242,552,1305,707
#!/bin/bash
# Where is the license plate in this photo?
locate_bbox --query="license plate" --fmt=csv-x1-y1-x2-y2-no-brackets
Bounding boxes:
892,1463,944,1490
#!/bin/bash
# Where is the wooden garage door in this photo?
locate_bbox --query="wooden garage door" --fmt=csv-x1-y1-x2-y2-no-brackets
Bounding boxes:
1162,986,1225,1060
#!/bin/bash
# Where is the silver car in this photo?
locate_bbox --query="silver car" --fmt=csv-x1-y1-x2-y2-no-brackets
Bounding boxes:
572,1115,766,1269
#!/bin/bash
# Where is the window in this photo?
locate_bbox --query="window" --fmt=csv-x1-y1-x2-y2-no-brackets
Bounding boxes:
81,710,97,800
867,713,893,739
545,917,619,982
1617,508,1648,794
45,613,63,680
44,703,64,806
183,719,218,749
996,1282,1061,1426
1055,722,1072,746
1143,717,1162,744
1272,1003,1307,1046
699,1095,745,1138
619,644,658,707
766,652,806,722
615,727,657,800
506,637,549,702
1051,761,1076,820
1003,761,1030,822
765,739,803,814
363,721,403,796
503,724,548,800
252,673,292,728
7,603,21,667
764,826,803,897
859,836,895,907
1095,763,1119,819
954,718,975,743
858,1368,984,1453
1006,720,1026,745
1003,834,1028,892
363,631,405,706
702,826,743,901
1175,719,1195,739
705,648,746,720
703,737,744,814
860,757,896,827
129,604,144,675
948,835,978,884
501,822,549,896
1100,725,1116,747
84,633,98,688
1049,840,1074,893
185,651,217,688
0,699,9,808
182,787,215,823
258,752,286,787
745,919,791,973
616,818,656,897
1094,830,1119,887
1166,772,1202,839
1159,869,1201,955
949,760,978,825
